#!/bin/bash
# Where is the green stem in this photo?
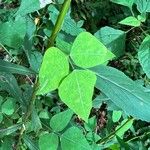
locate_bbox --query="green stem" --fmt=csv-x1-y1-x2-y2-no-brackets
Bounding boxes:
126,131,150,142
16,0,71,149
96,117,134,145
139,25,148,36
130,7,134,16
47,0,72,48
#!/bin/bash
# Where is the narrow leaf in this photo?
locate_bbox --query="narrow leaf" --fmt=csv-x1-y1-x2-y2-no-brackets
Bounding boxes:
23,135,39,150
0,59,35,75
115,118,134,137
0,123,22,138
92,65,150,121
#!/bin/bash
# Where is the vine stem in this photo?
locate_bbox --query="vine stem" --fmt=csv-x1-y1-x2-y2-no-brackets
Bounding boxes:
16,0,72,149
96,117,134,145
47,0,72,48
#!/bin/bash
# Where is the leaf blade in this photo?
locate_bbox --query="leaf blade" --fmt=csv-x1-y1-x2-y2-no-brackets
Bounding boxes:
119,16,141,27
50,109,73,132
39,133,59,150
59,70,96,122
92,65,150,121
70,32,115,68
37,47,69,95
0,59,35,75
61,127,92,150
138,35,150,78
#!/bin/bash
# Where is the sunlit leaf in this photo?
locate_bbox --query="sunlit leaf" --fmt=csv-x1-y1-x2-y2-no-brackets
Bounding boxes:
70,32,115,68
59,70,96,122
37,47,69,95
119,16,141,27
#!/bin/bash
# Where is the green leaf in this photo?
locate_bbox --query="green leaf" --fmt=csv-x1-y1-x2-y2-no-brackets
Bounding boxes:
2,97,15,115
23,17,36,64
61,127,92,150
39,133,59,150
135,0,150,13
94,26,126,57
0,96,3,106
92,94,110,108
92,65,150,122
16,0,52,16
0,113,3,123
39,110,49,119
138,35,150,78
31,106,42,132
37,47,69,95
115,118,134,137
119,16,141,27
49,5,85,36
50,109,73,132
116,136,131,149
137,14,146,22
63,13,85,36
84,116,97,131
17,0,39,15
0,17,26,48
0,137,13,150
0,73,27,112
0,59,35,75
59,70,96,122
70,32,115,68
112,110,122,122
111,0,134,8
30,51,43,73
56,37,72,55
0,123,22,138
39,0,53,8
23,135,39,150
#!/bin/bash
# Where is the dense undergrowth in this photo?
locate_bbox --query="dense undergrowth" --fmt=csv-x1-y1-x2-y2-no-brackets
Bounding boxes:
0,0,150,150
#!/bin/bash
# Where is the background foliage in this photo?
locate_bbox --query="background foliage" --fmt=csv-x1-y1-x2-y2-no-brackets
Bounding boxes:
0,0,150,149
